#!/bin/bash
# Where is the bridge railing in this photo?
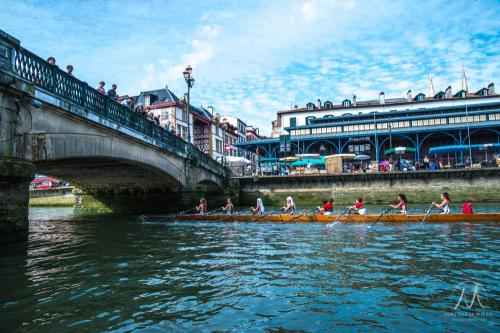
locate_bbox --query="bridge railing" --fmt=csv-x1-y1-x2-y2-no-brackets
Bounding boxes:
10,45,225,175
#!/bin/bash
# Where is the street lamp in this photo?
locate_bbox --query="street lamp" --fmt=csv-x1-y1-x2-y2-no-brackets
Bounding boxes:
388,123,392,149
183,65,195,142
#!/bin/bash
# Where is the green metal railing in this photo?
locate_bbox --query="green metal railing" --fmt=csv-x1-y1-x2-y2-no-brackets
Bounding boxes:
11,46,225,176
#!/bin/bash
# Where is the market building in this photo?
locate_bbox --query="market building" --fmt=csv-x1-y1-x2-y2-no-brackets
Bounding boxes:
235,81,500,170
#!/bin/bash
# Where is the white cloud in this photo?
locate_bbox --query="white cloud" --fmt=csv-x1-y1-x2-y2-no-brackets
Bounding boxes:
1,0,498,136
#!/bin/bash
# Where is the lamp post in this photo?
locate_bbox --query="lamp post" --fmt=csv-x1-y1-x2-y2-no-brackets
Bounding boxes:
388,123,392,149
183,65,195,143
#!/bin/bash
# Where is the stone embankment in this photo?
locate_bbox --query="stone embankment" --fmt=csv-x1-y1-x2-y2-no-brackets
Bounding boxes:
234,168,500,206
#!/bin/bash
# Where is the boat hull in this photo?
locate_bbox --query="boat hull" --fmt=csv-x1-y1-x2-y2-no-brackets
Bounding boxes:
172,213,500,223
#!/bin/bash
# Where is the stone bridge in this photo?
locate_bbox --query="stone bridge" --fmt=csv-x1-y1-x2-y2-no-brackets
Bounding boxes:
0,30,228,244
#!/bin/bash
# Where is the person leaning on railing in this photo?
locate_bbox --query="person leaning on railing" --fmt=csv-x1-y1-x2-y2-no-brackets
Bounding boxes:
96,81,106,94
107,84,118,100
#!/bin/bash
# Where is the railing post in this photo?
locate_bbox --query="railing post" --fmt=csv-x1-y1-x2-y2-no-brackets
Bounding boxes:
105,96,111,118
0,30,20,72
49,64,58,93
80,82,88,108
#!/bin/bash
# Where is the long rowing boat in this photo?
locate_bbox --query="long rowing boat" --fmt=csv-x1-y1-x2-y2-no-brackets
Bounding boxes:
172,213,500,223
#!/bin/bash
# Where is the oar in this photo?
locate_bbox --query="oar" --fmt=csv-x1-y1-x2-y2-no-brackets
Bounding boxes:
332,208,350,224
420,203,434,224
191,207,223,221
369,207,392,227
137,207,197,223
215,208,252,223
178,207,197,215
249,209,279,222
285,208,319,223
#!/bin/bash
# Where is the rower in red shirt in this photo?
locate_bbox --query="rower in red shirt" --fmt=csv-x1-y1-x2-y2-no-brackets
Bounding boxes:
462,200,473,214
349,198,366,215
319,199,334,215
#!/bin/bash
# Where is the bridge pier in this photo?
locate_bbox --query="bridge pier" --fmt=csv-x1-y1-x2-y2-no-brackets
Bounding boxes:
0,157,35,245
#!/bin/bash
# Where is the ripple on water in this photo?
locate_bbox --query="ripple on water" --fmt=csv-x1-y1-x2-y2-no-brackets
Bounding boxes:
0,212,498,332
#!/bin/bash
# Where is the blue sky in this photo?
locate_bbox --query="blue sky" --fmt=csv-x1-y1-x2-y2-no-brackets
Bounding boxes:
1,0,499,134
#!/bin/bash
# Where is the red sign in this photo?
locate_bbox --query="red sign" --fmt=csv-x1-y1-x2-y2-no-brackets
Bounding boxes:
225,143,231,152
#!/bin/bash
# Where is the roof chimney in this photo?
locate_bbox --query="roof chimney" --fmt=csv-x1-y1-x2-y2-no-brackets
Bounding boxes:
207,105,214,115
379,92,385,105
488,82,495,95
353,94,357,106
445,86,452,99
317,98,322,108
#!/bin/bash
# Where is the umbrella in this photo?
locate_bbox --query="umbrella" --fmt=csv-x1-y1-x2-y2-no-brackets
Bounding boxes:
378,160,390,166
384,147,416,155
225,156,252,166
279,157,299,162
354,154,370,160
326,154,356,160
296,153,320,159
291,157,326,167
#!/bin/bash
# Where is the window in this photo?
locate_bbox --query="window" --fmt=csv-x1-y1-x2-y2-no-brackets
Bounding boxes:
342,99,351,107
144,95,150,106
306,116,316,124
324,101,333,108
289,117,297,127
489,113,500,121
415,94,425,102
306,102,316,110
161,110,169,120
348,144,371,154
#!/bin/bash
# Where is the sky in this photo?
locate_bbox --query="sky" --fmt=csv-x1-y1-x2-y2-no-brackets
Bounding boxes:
1,0,499,135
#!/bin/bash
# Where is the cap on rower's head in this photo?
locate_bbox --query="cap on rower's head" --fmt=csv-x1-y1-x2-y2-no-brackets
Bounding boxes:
357,198,363,202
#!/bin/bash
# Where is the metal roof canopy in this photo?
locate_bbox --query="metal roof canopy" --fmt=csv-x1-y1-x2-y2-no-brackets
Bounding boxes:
429,143,500,154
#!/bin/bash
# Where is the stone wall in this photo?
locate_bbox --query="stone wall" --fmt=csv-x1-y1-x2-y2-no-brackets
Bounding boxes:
236,168,500,206
0,157,35,245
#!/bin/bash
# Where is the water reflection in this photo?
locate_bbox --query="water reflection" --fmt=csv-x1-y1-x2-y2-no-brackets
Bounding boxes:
0,208,498,332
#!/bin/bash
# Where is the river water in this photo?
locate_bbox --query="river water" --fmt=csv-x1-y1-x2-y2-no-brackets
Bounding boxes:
0,207,499,332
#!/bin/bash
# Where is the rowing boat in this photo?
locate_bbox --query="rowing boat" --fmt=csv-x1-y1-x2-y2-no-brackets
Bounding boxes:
173,213,500,223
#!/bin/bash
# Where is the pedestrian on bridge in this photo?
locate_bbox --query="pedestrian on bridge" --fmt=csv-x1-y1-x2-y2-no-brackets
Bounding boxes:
96,81,105,94
107,84,118,100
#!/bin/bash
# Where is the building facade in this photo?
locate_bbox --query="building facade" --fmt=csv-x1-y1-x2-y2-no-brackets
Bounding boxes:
235,83,500,166
223,116,248,156
135,87,189,139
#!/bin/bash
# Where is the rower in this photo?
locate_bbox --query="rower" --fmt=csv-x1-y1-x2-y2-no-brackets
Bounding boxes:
462,199,473,215
348,198,366,216
221,198,234,215
318,199,334,215
251,198,265,215
282,196,296,215
196,198,208,215
389,194,408,214
432,192,451,214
